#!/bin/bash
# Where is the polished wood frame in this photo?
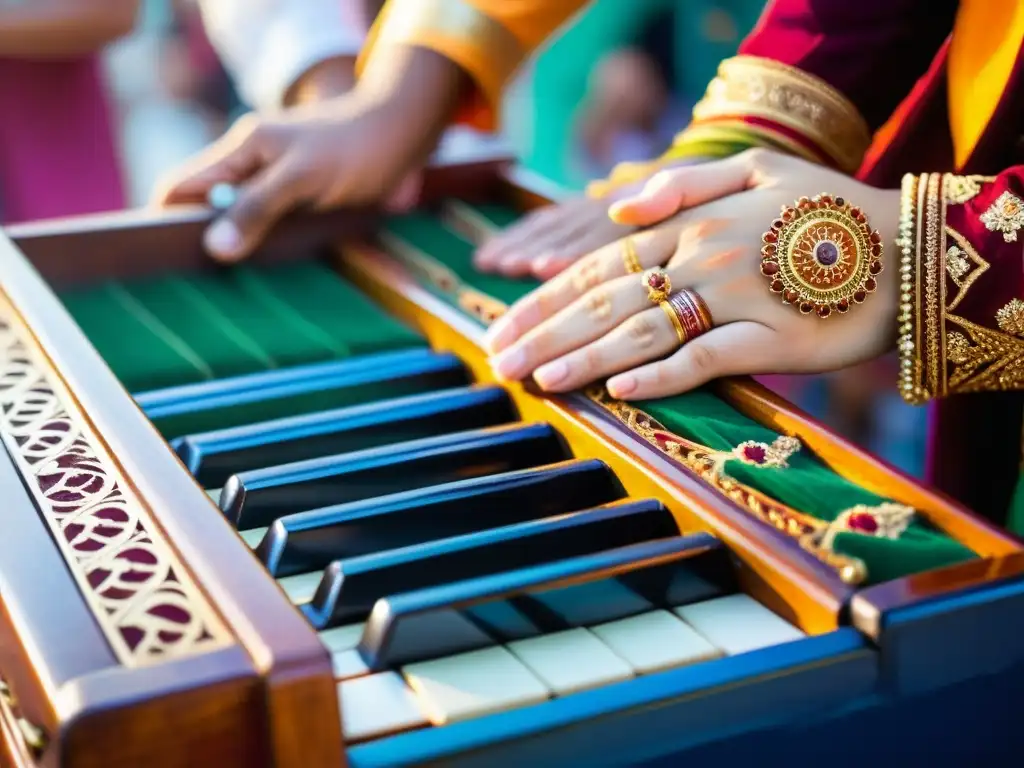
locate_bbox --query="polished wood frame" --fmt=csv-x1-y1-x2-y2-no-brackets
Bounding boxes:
1,145,1022,766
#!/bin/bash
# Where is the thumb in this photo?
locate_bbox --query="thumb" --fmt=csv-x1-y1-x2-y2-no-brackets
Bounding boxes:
203,160,304,262
151,115,267,207
608,150,762,226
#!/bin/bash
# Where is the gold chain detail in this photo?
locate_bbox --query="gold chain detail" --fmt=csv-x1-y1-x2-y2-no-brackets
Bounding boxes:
924,174,943,395
897,173,923,404
0,305,230,665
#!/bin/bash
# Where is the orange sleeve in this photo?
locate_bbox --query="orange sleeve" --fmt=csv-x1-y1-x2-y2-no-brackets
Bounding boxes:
356,0,590,131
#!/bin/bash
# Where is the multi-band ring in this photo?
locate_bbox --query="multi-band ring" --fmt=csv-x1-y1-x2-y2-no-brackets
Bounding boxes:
761,194,883,318
660,289,714,344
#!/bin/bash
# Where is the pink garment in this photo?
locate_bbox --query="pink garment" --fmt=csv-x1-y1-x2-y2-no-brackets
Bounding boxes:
0,56,124,224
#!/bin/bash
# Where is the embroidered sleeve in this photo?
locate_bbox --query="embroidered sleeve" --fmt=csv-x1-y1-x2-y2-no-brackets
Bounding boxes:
898,171,1024,403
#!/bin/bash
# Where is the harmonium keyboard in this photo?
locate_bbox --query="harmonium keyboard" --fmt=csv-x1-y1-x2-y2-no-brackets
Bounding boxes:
2,143,1024,768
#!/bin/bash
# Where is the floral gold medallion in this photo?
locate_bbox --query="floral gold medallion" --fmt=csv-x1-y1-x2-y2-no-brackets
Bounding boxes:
760,194,883,318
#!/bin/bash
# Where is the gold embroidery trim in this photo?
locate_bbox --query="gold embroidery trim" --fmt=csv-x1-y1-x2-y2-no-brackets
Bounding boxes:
944,175,991,205
980,191,1024,243
897,173,923,403
690,56,872,174
944,314,1024,392
0,301,230,666
944,227,989,311
996,299,1024,336
924,174,943,396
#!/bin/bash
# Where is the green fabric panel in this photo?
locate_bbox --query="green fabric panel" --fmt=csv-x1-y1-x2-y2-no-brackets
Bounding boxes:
386,214,537,306
385,206,978,584
1006,472,1024,536
62,283,211,391
61,262,425,395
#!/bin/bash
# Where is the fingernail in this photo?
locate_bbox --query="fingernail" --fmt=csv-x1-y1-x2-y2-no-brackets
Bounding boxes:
534,360,569,389
483,315,515,353
608,375,637,398
204,219,242,258
491,346,527,380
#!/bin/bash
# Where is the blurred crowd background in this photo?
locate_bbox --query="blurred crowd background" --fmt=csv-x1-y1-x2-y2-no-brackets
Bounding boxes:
7,0,927,475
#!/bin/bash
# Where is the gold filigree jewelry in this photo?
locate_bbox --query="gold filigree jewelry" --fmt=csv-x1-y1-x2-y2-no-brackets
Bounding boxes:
642,268,671,303
761,194,882,318
980,191,1024,242
814,503,915,551
621,237,643,274
897,174,921,404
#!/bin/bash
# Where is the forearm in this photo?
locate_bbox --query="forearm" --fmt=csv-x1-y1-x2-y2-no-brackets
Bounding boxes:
0,0,137,57
899,170,1024,403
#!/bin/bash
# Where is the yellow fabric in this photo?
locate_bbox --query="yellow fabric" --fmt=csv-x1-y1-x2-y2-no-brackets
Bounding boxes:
358,0,590,130
948,0,1024,167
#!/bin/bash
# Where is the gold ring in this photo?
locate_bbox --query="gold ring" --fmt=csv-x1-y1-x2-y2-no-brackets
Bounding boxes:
660,301,686,343
667,289,714,342
621,237,643,274
642,268,671,304
761,193,882,318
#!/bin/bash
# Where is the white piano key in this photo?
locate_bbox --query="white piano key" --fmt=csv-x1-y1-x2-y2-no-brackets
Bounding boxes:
403,646,550,725
238,527,267,548
339,672,429,743
591,610,722,674
320,623,366,654
508,628,634,695
674,594,805,656
277,571,321,604
332,648,370,680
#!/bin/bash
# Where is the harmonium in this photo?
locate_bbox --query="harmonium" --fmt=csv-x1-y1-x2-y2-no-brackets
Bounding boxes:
2,141,1024,768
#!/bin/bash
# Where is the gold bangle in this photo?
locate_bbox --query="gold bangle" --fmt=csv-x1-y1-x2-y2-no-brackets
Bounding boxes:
621,237,643,274
897,173,922,404
922,173,942,397
660,300,687,343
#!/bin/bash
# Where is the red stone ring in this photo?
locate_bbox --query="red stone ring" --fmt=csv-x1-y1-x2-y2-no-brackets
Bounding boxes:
760,194,883,318
642,268,671,304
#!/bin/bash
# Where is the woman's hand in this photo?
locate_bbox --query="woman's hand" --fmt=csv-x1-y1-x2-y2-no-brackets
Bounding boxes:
483,149,901,400
475,194,637,280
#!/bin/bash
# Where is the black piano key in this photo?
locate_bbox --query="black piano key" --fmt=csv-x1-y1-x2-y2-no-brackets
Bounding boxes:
305,498,679,629
258,459,621,577
136,349,470,439
174,385,516,488
222,423,568,531
359,533,719,670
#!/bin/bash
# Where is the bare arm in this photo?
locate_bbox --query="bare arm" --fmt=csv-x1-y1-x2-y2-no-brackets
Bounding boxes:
0,0,139,58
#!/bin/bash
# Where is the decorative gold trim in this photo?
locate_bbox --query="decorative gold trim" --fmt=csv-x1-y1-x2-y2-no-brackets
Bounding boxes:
670,123,824,165
586,387,868,584
944,175,992,205
944,226,989,312
945,314,1024,392
0,303,230,666
980,191,1024,242
996,299,1024,336
691,56,872,173
923,173,943,396
897,173,922,403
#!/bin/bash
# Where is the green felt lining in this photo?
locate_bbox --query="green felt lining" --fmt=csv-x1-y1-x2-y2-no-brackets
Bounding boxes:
384,206,977,584
60,261,424,394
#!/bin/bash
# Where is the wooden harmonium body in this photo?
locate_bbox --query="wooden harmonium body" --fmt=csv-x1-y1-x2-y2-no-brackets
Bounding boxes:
2,148,1024,768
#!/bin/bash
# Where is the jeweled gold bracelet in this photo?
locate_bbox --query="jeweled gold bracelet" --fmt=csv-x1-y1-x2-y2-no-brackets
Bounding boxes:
897,173,922,404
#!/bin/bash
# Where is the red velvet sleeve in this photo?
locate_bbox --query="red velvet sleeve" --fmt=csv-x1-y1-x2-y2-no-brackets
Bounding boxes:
898,170,1024,403
740,0,958,133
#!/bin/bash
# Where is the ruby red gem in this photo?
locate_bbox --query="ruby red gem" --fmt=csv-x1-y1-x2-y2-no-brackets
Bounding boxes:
847,512,879,533
820,195,833,205
647,273,666,289
869,260,883,275
837,299,850,312
864,278,877,291
741,445,767,464
834,197,845,207
762,244,777,257
763,232,777,243
871,242,883,257
772,218,785,230
761,261,780,276
771,279,785,293
799,301,814,314
816,305,832,318
854,290,867,303
869,231,882,244
784,290,800,303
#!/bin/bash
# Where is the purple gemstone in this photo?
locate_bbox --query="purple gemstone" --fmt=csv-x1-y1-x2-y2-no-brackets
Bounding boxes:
814,241,839,266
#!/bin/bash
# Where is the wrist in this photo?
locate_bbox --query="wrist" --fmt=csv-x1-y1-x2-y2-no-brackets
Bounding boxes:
285,56,357,106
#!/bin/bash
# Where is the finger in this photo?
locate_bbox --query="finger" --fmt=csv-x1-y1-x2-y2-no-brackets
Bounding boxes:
484,224,678,355
474,205,567,268
608,150,763,226
494,216,598,277
490,272,648,381
383,171,423,213
531,305,679,393
606,322,780,399
528,222,633,280
152,115,266,207
203,159,307,262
